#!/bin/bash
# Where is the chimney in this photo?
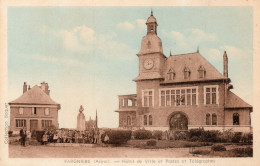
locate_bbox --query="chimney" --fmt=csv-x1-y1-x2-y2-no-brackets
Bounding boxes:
23,82,27,93
41,81,50,95
223,51,228,78
28,85,31,90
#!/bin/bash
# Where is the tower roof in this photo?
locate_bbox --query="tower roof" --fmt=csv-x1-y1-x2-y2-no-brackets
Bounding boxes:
146,10,157,24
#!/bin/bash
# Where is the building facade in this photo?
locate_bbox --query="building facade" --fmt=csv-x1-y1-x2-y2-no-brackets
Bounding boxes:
116,12,252,132
9,82,60,134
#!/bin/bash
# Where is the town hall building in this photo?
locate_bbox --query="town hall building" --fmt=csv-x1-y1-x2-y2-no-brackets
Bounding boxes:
116,12,252,132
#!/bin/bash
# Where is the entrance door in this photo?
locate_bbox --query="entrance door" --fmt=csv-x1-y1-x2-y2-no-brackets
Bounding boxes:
30,120,38,132
169,113,188,131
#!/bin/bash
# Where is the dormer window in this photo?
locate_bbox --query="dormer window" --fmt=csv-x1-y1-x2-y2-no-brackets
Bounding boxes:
167,68,175,80
198,65,206,78
184,67,190,79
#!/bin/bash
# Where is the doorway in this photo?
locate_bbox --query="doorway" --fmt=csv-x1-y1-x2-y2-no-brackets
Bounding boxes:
169,112,188,131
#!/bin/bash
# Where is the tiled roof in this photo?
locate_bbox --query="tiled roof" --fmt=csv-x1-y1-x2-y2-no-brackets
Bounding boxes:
225,91,252,109
9,85,59,105
133,72,163,81
162,52,226,83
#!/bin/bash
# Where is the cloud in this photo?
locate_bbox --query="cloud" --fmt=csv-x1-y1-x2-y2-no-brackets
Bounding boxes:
117,21,135,31
205,48,222,61
167,29,218,53
136,19,146,29
39,25,48,34
190,28,217,42
57,25,137,60
29,54,84,67
117,19,147,31
222,45,248,58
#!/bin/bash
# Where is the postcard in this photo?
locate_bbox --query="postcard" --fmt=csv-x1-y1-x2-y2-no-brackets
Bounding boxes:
0,0,260,166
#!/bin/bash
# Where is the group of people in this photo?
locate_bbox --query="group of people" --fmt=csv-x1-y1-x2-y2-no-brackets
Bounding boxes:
42,128,106,145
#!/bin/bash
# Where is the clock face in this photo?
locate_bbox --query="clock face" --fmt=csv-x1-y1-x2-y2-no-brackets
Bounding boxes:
144,59,154,70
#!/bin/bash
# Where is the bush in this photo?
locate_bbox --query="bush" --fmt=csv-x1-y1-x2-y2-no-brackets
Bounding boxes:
190,136,200,142
245,147,253,156
105,130,132,144
146,140,157,146
8,131,13,137
174,131,187,140
201,130,220,142
230,147,253,157
133,129,152,140
241,133,253,144
152,130,163,140
232,132,242,143
211,144,226,151
188,128,204,140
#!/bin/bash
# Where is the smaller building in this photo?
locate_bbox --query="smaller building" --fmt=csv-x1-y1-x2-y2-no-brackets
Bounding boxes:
85,110,98,131
9,82,60,134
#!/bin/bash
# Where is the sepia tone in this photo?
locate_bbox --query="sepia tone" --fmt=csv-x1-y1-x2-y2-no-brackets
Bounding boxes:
3,5,256,162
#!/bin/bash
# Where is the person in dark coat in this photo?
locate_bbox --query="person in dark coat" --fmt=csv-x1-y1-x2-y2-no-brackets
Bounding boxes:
20,127,27,146
19,128,24,145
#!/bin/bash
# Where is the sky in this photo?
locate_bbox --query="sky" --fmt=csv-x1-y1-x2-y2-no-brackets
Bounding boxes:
7,7,253,128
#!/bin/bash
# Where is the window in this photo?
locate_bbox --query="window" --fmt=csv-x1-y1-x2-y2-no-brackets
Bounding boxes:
121,99,125,107
149,115,152,125
128,99,133,106
212,114,217,125
204,86,218,105
160,87,198,106
42,120,52,129
167,68,175,80
144,115,147,125
198,66,206,78
184,67,190,79
127,116,131,126
16,119,26,128
32,107,37,115
233,113,239,125
206,114,211,125
44,108,50,115
18,107,24,115
142,90,154,107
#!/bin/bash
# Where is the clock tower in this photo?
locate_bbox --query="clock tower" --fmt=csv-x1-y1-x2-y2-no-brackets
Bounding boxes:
134,11,166,82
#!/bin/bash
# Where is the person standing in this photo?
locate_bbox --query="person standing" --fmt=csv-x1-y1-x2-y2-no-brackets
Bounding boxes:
19,127,24,146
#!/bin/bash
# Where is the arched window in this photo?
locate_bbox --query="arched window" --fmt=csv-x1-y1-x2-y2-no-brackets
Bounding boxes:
144,115,147,125
233,113,239,125
127,116,131,126
184,67,190,79
198,65,206,78
206,113,211,125
167,68,175,80
149,115,152,125
212,113,217,125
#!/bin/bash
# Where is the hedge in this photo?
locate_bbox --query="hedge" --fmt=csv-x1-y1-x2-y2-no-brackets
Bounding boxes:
104,130,131,144
133,129,152,139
